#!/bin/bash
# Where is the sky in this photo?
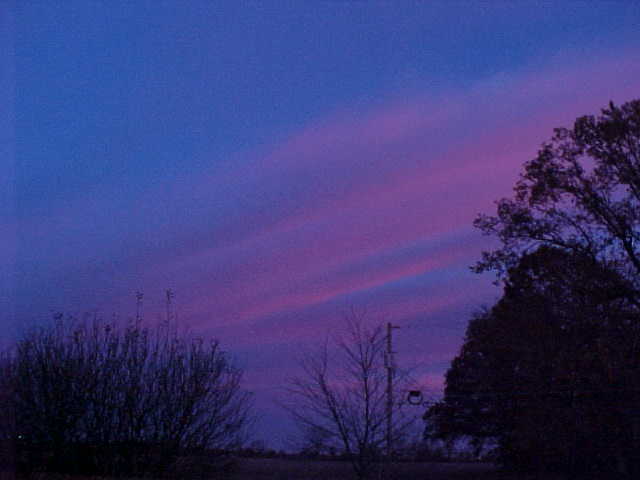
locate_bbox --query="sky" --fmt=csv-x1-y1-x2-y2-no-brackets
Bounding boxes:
4,1,640,448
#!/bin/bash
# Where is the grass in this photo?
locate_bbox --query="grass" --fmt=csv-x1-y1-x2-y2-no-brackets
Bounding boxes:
13,458,621,480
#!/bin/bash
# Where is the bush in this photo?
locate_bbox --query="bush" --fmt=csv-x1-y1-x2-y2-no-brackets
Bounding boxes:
5,314,252,476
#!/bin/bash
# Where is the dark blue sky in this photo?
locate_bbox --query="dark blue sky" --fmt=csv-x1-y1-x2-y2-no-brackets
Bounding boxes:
6,1,640,447
15,2,639,214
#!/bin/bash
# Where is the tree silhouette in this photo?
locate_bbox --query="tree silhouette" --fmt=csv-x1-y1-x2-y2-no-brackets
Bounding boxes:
442,98,640,476
7,314,252,476
427,246,640,474
285,312,414,479
475,99,640,306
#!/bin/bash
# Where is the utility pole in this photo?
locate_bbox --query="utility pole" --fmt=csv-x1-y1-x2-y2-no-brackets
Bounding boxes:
385,322,400,458
135,291,143,323
166,289,174,323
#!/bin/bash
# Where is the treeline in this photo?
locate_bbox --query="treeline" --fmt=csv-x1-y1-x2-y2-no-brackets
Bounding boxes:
426,99,640,477
0,314,252,477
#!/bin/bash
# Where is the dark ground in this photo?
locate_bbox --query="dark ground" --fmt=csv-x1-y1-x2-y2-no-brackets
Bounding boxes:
10,458,632,480
229,458,566,479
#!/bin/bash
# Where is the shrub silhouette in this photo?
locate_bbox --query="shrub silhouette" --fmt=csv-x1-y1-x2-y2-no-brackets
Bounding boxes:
5,314,252,476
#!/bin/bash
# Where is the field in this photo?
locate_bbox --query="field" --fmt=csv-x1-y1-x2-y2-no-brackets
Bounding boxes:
9,459,560,480
11,458,623,480
228,458,564,479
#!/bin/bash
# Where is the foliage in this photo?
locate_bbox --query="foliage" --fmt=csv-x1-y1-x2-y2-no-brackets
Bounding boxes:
430,99,640,475
5,314,253,477
474,99,640,301
427,247,640,473
285,312,415,479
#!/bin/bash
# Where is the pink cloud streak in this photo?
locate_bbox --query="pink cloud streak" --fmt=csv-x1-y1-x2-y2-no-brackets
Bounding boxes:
11,50,639,397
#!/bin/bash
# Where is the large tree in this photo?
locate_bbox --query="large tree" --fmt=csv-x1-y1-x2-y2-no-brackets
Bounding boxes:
428,99,640,475
426,246,640,474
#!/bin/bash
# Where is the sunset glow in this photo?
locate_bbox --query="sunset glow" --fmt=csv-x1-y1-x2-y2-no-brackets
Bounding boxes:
6,2,640,447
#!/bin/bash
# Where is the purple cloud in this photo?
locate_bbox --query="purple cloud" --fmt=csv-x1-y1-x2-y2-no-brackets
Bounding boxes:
9,50,640,445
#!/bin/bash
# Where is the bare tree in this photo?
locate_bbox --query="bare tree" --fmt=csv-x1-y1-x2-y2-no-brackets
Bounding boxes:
285,312,415,479
8,313,253,476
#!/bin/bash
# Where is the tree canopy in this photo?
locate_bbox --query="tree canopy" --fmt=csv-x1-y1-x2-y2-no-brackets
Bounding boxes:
475,99,640,301
428,99,640,476
428,246,640,471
